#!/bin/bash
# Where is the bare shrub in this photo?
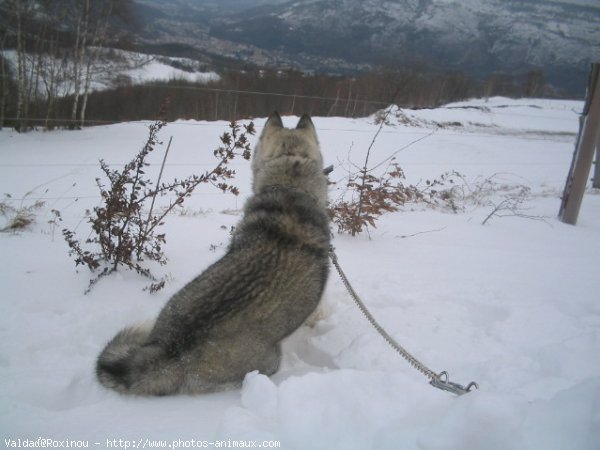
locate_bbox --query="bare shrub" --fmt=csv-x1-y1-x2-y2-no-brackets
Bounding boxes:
329,159,461,235
62,103,255,293
0,193,46,232
329,106,461,236
480,185,548,225
450,173,548,225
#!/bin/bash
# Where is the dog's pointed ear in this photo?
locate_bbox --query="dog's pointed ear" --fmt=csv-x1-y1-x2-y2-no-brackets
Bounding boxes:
296,114,314,130
265,111,283,129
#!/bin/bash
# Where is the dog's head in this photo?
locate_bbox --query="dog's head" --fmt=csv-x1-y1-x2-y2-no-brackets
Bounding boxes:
251,112,327,204
252,112,323,173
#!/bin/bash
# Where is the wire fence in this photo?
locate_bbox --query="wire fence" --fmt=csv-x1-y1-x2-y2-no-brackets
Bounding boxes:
0,95,580,207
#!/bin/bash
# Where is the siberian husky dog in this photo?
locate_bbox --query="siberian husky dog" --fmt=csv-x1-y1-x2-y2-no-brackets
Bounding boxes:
96,112,330,395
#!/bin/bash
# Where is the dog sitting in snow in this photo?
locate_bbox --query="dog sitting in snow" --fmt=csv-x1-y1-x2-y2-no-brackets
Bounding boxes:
96,112,330,395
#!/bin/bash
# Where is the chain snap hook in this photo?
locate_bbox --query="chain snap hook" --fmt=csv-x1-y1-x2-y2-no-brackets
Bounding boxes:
430,371,479,396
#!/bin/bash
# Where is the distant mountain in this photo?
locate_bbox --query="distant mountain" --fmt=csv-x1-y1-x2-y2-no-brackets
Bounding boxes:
133,0,600,95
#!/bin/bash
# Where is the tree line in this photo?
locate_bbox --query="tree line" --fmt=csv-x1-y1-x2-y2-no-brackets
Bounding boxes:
2,65,551,129
0,0,551,130
0,0,132,131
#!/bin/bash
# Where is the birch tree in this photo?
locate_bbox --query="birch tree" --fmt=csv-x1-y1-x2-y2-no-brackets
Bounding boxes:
79,0,115,128
67,0,130,128
13,0,35,131
0,27,9,128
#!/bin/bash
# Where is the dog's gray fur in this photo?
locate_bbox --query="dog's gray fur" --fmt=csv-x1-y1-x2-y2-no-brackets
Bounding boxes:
96,112,330,395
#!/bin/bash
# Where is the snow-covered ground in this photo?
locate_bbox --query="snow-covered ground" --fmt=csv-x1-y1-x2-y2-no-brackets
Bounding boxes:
1,98,599,449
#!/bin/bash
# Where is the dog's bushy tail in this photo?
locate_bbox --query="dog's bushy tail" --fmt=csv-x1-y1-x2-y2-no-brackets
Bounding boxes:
96,322,164,394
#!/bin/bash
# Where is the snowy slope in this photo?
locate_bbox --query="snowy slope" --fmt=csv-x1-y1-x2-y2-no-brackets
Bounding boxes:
1,98,599,449
2,48,219,97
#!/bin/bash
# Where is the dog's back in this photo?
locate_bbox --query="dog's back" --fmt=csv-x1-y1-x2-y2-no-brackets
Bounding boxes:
96,113,330,395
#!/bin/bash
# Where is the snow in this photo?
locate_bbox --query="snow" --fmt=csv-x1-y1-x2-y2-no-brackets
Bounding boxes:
116,52,220,87
2,49,220,97
1,98,599,449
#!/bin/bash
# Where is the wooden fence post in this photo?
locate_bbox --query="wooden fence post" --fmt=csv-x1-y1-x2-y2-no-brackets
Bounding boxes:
593,138,600,189
558,63,600,225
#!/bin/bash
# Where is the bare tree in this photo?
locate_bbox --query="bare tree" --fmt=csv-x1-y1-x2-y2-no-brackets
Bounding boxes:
40,36,68,129
68,0,90,128
62,0,131,128
0,27,9,128
13,0,36,131
524,69,545,98
79,0,116,128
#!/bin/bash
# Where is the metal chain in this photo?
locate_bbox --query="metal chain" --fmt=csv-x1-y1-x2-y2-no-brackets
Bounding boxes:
329,246,479,395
